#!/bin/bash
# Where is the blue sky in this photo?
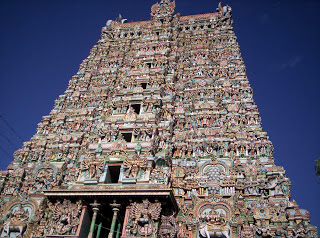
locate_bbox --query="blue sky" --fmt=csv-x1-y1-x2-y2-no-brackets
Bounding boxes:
0,0,319,228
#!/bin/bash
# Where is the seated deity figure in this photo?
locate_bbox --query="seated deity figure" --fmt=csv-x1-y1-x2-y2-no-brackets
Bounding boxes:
198,209,231,238
1,205,29,237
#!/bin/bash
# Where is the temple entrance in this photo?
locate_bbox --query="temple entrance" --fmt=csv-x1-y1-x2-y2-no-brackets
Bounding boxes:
87,199,125,238
44,187,178,238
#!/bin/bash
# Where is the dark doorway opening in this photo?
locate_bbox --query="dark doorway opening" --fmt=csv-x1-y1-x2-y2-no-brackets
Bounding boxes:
131,104,141,114
108,165,121,183
141,83,147,89
122,132,133,143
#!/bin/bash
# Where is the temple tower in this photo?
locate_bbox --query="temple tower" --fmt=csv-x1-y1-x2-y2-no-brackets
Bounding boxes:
0,1,317,238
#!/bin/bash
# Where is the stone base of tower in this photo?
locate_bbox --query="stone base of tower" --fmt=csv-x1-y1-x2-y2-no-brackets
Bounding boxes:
41,185,178,238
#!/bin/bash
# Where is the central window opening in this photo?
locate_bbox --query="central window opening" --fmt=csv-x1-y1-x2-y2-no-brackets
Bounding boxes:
131,104,141,114
142,83,147,89
107,165,121,183
122,132,133,142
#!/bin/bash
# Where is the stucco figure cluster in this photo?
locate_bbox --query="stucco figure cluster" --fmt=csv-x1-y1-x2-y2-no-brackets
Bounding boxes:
0,1,317,237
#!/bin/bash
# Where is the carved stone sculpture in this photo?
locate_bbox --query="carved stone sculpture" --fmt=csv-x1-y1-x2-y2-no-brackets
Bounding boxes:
123,155,147,179
45,200,82,235
81,157,104,180
130,199,162,237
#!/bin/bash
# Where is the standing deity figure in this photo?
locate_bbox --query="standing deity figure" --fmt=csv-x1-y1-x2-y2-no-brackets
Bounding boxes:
123,155,147,179
130,199,162,237
45,200,82,235
81,158,104,179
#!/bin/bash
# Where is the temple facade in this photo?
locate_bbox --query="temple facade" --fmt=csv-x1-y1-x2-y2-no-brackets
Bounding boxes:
0,1,317,238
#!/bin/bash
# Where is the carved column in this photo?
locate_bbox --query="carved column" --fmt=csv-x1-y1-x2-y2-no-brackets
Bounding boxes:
122,205,131,237
88,200,100,238
108,200,121,238
96,221,103,238
116,222,121,238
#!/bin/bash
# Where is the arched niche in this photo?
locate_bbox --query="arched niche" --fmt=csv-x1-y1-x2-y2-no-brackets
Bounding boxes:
197,202,231,221
199,159,229,177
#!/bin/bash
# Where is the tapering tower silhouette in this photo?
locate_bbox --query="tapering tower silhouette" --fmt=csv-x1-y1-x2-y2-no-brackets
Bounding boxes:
0,1,317,237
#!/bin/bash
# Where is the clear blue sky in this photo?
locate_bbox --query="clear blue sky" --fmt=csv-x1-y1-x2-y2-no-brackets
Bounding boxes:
0,0,319,228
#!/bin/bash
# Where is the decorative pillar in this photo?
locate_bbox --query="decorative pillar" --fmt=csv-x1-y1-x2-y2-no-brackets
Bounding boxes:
108,199,121,238
122,205,131,237
116,222,121,238
88,200,100,238
96,221,102,238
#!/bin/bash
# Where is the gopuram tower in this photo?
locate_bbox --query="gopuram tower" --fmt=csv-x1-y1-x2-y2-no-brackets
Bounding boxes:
0,1,317,237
